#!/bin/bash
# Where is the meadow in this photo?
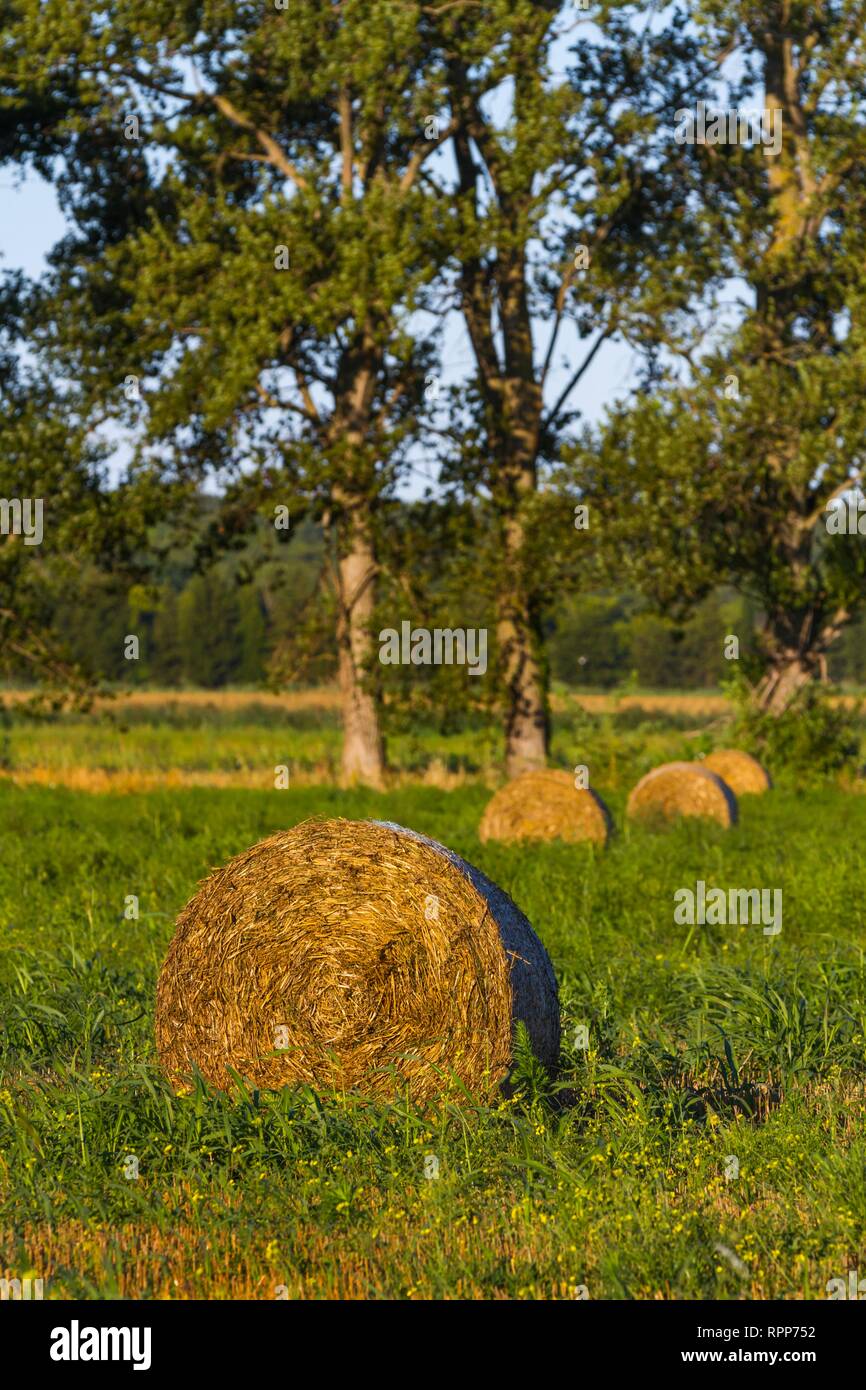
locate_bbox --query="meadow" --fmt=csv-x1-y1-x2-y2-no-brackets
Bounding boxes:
0,686,770,788
1,692,866,1299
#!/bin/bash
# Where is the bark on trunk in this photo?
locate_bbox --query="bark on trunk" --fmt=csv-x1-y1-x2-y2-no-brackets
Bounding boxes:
329,328,387,787
753,655,814,715
496,249,549,777
333,499,386,788
498,517,549,777
752,602,849,715
498,612,548,776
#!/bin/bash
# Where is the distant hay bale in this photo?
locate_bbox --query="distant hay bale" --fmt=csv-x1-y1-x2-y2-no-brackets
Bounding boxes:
703,748,771,796
478,769,612,845
155,817,560,1103
626,761,738,829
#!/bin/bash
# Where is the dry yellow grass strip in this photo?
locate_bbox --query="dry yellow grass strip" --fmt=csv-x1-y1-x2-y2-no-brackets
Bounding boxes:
0,687,343,713
0,1212,569,1300
553,692,732,716
0,764,491,794
0,766,278,793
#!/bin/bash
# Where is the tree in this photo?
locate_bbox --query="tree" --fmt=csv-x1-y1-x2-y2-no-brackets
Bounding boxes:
577,0,866,714
548,594,628,688
0,275,155,701
177,572,240,687
151,585,183,686
0,0,453,781
430,0,710,773
237,585,267,686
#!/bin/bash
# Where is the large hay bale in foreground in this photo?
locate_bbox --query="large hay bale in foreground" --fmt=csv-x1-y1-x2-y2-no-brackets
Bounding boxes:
626,761,738,828
479,769,611,845
155,818,559,1102
703,748,771,796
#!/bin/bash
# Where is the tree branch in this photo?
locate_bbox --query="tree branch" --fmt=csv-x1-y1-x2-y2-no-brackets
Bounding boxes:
543,328,610,431
399,118,459,194
338,87,354,198
211,93,309,191
540,262,578,388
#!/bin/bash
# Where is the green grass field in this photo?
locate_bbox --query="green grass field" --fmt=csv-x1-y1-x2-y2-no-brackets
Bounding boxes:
2,719,866,1299
0,688,802,785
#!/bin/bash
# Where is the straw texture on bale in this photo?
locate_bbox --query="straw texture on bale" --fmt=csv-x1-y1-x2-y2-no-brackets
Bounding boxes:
479,769,612,845
626,761,738,828
703,748,772,796
155,817,560,1102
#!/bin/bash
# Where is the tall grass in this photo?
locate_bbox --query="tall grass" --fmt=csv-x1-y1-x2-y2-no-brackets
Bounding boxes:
1,780,865,1297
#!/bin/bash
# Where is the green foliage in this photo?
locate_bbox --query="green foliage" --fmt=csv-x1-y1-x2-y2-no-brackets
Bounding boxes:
176,574,240,688
726,674,862,784
548,596,629,688
150,587,183,686
236,587,267,685
569,2,866,707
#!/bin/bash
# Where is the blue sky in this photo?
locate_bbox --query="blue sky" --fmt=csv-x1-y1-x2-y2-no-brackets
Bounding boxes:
0,169,644,497
0,3,695,495
0,5,757,496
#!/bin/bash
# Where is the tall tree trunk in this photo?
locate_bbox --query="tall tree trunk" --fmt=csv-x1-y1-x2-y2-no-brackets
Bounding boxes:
329,331,387,786
333,496,386,787
494,436,547,772
496,252,549,777
747,21,824,721
450,92,550,778
497,509,549,777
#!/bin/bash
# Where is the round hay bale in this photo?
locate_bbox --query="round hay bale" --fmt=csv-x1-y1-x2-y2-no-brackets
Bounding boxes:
703,748,771,796
478,769,611,845
155,817,560,1102
626,761,738,829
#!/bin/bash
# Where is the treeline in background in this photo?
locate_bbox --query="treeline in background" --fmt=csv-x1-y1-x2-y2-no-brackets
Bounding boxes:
35,504,866,693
